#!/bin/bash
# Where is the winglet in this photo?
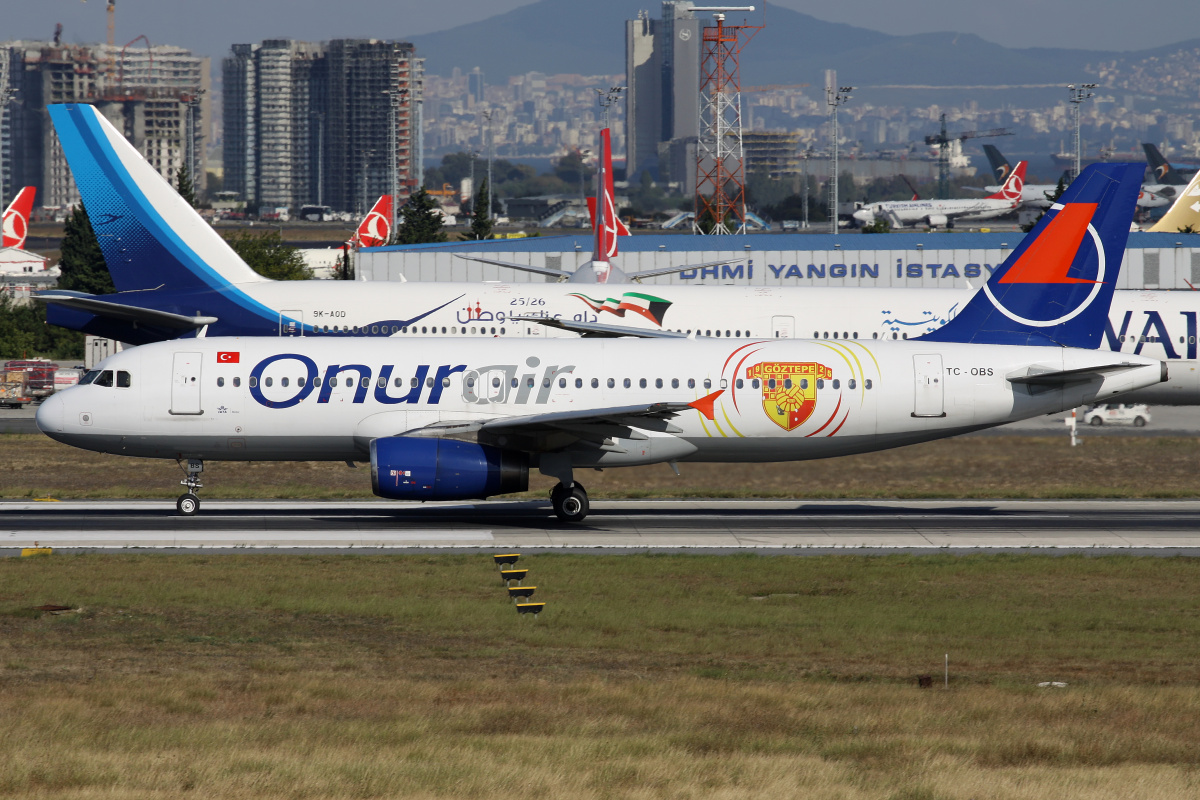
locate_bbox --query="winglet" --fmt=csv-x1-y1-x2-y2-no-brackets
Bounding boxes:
688,390,724,421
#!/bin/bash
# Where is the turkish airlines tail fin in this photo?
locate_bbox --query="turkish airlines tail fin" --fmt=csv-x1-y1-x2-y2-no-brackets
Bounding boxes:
1148,168,1200,232
1143,143,1188,186
2,186,36,249
47,103,266,292
919,162,1144,348
987,161,1026,203
591,128,625,266
353,195,394,247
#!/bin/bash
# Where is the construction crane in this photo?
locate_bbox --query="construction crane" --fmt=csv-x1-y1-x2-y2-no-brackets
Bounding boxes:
924,113,1012,199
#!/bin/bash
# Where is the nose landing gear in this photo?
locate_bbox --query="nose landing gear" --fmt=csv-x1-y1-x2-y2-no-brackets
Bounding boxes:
176,458,204,515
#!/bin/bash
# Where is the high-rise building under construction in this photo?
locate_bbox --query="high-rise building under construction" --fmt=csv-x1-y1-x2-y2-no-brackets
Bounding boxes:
223,39,423,215
0,39,209,208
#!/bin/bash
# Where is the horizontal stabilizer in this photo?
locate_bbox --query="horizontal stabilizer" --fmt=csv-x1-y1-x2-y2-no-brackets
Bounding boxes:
625,258,746,282
453,253,570,280
36,291,218,330
1007,362,1158,386
510,315,687,339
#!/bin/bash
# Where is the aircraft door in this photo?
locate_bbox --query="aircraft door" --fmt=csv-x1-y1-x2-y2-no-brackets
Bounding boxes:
912,354,945,418
771,315,795,339
170,352,203,415
280,310,304,337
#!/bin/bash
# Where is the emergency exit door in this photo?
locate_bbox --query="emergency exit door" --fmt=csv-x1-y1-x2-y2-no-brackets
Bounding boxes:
912,354,945,418
170,352,203,415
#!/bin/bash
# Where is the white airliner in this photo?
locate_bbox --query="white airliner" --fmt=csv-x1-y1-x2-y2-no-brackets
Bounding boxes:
852,162,1026,229
37,164,1165,522
981,144,1169,210
33,103,1200,408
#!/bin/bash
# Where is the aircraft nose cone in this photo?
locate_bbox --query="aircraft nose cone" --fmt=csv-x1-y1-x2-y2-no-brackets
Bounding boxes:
35,392,65,434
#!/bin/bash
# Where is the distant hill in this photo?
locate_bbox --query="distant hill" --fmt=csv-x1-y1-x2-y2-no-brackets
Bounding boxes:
410,0,1121,86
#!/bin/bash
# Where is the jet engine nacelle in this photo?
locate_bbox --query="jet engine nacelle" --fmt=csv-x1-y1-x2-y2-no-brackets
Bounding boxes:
370,437,528,501
924,214,949,228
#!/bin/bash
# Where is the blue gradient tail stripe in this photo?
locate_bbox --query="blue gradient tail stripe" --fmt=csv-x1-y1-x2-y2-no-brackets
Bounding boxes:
917,163,1144,349
49,104,267,295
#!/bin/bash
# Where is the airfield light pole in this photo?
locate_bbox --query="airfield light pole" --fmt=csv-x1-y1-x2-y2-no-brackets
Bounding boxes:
1068,83,1096,182
595,85,625,130
481,110,494,222
827,84,853,235
801,145,812,229
311,111,324,207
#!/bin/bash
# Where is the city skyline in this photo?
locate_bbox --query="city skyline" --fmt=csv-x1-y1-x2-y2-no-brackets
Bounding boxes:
5,1,1200,65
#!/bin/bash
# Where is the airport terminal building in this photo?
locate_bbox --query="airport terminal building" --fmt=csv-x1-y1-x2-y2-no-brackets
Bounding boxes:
358,232,1200,291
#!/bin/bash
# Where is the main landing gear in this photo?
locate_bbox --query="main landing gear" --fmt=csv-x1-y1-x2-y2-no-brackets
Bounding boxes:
177,458,204,516
551,482,589,523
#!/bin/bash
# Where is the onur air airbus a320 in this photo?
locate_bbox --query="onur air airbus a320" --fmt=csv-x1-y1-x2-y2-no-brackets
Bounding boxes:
38,164,1165,522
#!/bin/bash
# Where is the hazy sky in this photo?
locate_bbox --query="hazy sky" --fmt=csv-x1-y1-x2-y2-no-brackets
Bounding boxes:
4,0,1197,60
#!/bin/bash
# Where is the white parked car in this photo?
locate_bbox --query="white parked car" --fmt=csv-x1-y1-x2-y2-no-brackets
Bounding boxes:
1074,403,1152,427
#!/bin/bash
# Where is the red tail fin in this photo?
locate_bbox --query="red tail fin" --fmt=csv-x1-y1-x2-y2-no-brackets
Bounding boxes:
587,198,630,235
2,187,36,249
989,161,1026,204
354,195,393,248
592,128,620,262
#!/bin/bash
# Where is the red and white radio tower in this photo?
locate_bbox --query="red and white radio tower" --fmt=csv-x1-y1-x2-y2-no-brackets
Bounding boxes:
693,6,762,235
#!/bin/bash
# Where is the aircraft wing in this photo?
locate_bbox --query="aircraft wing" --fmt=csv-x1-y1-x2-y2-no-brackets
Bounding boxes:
401,394,723,451
626,258,744,282
510,315,688,339
36,291,218,330
453,253,571,280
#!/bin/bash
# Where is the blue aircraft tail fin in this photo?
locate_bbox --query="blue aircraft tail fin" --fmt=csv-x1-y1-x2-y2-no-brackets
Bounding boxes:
918,163,1143,349
48,103,266,293
1143,142,1188,186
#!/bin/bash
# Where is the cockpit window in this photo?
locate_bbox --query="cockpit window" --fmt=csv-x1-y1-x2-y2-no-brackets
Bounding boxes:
94,370,114,387
78,370,100,386
116,371,132,388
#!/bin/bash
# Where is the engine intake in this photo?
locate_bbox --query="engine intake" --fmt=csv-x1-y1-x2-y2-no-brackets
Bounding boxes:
370,437,528,501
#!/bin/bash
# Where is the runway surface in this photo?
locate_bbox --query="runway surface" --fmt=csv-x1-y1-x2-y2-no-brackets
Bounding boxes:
5,499,1200,553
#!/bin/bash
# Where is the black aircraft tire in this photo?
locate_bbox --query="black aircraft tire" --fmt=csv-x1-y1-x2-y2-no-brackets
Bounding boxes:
177,493,200,516
554,483,589,523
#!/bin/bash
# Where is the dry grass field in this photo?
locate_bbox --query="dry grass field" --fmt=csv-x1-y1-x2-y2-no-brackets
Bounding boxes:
2,553,1199,799
4,432,1200,500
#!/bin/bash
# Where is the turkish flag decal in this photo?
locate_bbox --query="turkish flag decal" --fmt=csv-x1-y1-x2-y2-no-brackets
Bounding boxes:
217,352,240,363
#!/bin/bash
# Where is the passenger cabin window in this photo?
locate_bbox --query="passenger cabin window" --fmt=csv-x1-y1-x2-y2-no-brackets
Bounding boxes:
233,377,241,388
217,377,225,388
